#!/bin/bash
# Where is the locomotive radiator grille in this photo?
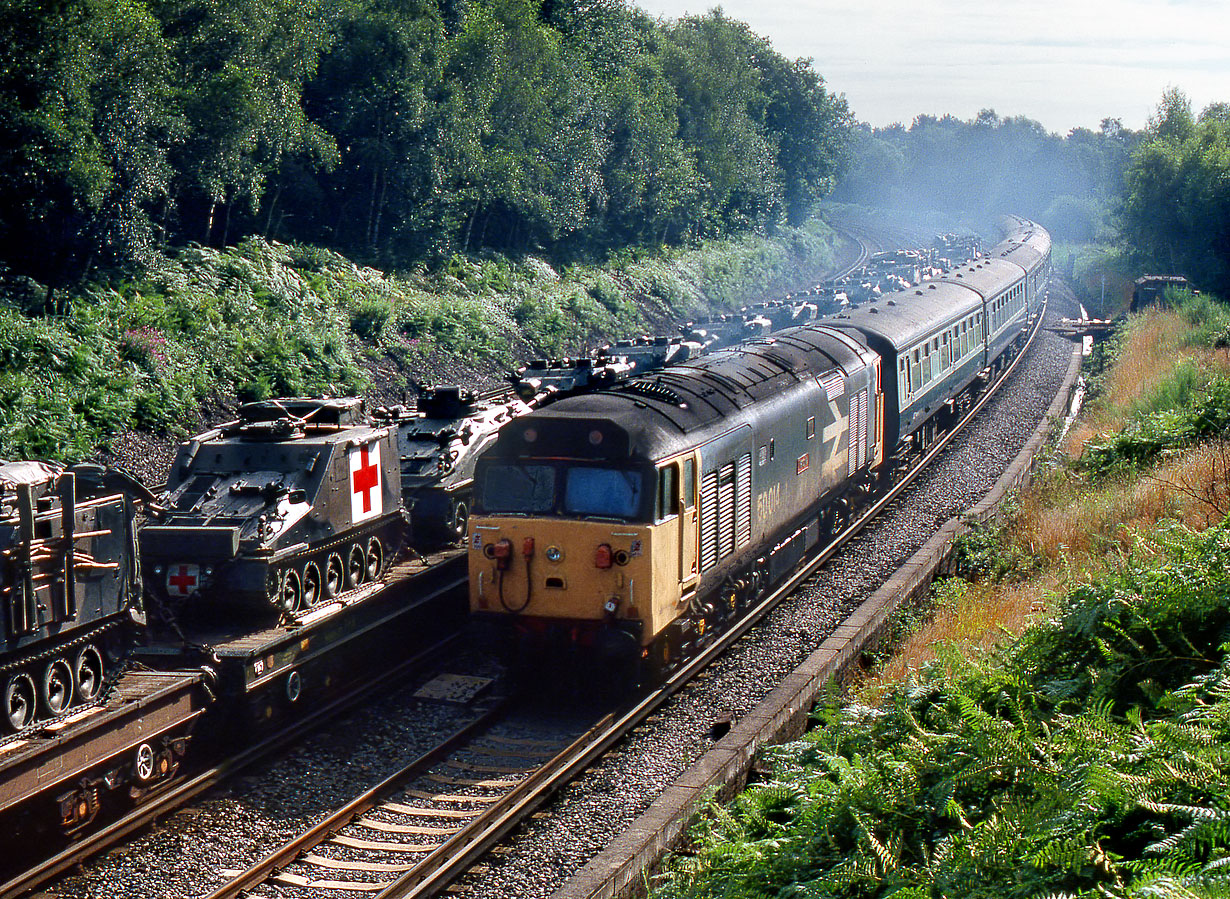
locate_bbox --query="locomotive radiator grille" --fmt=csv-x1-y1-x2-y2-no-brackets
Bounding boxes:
736,453,752,548
849,388,868,475
718,465,736,559
699,471,719,572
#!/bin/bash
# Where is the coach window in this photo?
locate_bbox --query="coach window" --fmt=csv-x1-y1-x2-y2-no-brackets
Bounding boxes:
806,416,815,439
656,464,678,522
899,358,908,397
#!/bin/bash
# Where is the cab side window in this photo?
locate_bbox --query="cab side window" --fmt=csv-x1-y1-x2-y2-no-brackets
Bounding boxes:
656,464,678,521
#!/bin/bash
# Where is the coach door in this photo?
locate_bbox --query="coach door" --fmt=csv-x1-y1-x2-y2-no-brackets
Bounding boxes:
678,454,699,590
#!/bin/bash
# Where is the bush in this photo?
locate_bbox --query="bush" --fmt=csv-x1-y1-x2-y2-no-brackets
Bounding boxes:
655,520,1230,899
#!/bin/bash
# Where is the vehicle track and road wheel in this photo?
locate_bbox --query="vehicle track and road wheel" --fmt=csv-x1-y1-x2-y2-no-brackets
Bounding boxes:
4,673,36,731
365,537,384,581
449,500,469,542
302,563,321,608
277,569,302,614
41,658,74,716
346,544,365,588
74,644,105,704
324,553,345,598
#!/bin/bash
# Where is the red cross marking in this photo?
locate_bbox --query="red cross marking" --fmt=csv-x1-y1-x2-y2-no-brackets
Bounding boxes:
169,565,197,595
352,443,380,513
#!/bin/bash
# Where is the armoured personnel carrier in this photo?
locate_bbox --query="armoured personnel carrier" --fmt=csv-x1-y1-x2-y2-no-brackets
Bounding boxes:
140,397,404,618
1,461,143,731
377,387,529,545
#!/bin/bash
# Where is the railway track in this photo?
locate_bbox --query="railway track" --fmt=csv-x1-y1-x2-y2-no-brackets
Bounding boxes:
0,577,467,899
202,301,1048,899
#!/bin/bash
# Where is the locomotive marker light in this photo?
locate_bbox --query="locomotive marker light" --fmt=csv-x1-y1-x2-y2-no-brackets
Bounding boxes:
545,545,563,562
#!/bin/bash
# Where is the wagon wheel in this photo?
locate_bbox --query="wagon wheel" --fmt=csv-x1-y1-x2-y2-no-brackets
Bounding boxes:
74,644,106,704
324,553,345,598
365,537,384,581
302,563,322,608
3,673,36,732
345,544,366,589
40,658,74,715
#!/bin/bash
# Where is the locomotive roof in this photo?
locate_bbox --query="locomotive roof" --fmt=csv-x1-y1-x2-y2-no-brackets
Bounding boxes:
492,325,871,463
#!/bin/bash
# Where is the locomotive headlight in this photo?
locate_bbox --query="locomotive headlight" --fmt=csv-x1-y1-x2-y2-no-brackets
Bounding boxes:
153,565,164,575
545,546,563,563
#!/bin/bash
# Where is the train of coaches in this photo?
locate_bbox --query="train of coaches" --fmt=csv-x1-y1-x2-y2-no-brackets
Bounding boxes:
0,218,1050,730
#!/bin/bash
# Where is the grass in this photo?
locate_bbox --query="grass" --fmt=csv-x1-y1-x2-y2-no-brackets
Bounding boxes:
0,219,839,463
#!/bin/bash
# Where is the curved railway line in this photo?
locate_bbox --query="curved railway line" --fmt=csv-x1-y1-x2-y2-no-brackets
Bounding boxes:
198,299,1049,899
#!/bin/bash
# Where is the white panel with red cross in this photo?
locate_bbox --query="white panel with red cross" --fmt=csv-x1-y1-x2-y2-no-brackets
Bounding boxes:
349,441,383,523
167,564,200,597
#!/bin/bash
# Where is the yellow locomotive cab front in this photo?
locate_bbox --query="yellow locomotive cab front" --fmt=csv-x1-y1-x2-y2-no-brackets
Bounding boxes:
467,451,700,656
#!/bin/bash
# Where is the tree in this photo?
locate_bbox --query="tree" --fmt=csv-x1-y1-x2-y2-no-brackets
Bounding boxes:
0,0,180,293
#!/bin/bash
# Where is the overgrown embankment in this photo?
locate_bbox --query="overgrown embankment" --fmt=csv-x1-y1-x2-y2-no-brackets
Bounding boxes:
0,220,838,466
652,291,1230,899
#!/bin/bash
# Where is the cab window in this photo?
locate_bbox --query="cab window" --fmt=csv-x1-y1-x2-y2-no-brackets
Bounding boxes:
656,465,678,521
682,458,696,509
482,464,556,513
565,467,644,519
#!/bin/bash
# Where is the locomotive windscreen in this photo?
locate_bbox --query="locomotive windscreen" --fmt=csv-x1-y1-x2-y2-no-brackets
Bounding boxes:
564,468,643,519
479,463,647,521
482,464,556,513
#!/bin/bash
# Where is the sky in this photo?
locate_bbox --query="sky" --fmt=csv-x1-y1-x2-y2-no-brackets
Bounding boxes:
634,0,1230,135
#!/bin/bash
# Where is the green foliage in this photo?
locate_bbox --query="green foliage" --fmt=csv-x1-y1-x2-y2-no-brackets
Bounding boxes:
654,521,1230,899
951,514,1039,583
0,0,853,281
1080,375,1230,478
0,238,367,461
834,112,1132,241
0,218,838,461
1121,90,1230,293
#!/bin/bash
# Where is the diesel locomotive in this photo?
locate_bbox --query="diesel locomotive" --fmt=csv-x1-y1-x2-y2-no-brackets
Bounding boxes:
466,218,1051,674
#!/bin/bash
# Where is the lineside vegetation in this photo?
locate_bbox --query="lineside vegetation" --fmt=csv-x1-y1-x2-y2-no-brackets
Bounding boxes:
652,293,1230,899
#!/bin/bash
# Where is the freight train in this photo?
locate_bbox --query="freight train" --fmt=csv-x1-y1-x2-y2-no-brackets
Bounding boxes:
466,218,1051,675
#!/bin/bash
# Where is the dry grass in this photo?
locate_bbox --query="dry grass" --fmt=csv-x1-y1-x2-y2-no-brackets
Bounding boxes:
854,301,1230,706
861,576,1059,700
1065,311,1190,456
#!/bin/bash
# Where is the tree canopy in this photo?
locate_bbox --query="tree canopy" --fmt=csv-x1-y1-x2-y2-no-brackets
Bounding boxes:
0,0,852,287
1121,89,1230,292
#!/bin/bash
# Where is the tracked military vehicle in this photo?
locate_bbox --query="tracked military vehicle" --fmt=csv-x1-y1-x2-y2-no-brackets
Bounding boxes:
377,387,528,546
141,397,404,618
1,461,143,731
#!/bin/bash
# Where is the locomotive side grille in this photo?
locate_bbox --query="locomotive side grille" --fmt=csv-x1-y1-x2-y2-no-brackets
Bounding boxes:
848,388,868,475
718,462,736,559
700,470,719,572
736,453,752,548
855,389,868,470
819,371,844,401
